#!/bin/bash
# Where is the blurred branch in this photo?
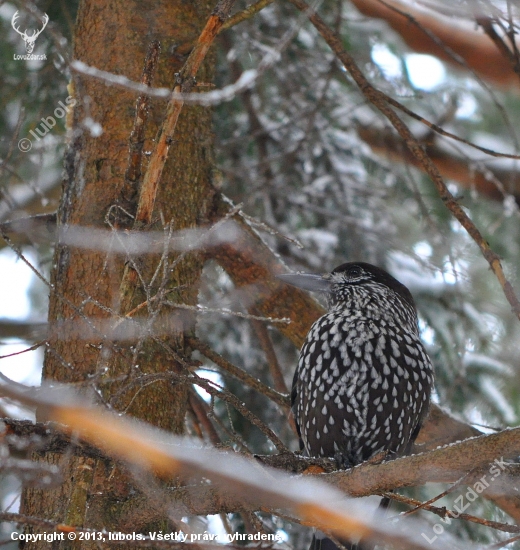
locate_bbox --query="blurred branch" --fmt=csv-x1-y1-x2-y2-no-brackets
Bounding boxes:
0,320,47,341
357,124,520,204
0,404,478,468
0,213,56,247
1,418,105,460
350,0,519,89
4,410,519,522
0,179,60,227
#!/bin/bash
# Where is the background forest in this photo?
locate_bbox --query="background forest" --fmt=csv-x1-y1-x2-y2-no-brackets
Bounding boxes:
1,0,520,548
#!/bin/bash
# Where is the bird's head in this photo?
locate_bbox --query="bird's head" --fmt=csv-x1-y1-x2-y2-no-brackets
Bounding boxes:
278,261,417,317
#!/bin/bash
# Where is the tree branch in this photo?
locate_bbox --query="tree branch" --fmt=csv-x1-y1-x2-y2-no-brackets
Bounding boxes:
357,124,520,204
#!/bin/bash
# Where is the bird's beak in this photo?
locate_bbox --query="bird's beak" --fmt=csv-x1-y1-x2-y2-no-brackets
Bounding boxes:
277,272,332,293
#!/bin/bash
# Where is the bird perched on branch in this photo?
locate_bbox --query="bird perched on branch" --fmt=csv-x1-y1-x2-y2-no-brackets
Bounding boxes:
278,262,433,550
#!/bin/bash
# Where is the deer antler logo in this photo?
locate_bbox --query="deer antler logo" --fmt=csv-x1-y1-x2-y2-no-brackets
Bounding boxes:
11,11,49,54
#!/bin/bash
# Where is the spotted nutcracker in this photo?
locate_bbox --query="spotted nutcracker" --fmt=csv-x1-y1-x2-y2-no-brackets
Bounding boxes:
279,262,433,550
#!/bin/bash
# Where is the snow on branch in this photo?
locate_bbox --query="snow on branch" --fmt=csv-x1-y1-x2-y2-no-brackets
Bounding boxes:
0,375,467,550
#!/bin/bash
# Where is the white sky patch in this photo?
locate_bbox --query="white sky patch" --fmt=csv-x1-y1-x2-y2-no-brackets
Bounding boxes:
442,269,456,285
418,319,435,346
371,43,402,79
413,241,432,259
0,344,42,386
275,529,289,543
206,515,229,543
0,249,43,414
456,93,478,119
405,54,446,90
195,369,223,402
0,248,35,319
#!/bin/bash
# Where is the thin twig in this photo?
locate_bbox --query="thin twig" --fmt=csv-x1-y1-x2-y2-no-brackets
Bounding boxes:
0,340,46,360
399,467,480,516
187,336,290,410
188,390,222,446
148,338,289,452
382,491,520,534
248,310,289,394
478,17,517,70
486,534,520,549
222,0,274,30
165,302,290,324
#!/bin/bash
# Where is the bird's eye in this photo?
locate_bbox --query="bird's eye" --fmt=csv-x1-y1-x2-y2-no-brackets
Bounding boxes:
347,266,362,279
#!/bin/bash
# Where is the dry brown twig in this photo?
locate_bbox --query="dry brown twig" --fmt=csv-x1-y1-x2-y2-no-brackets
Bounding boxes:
135,0,237,225
487,534,520,549
247,311,290,394
147,337,289,452
117,40,161,227
222,0,274,30
188,390,222,445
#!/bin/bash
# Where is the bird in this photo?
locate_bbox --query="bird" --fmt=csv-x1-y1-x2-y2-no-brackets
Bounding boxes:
278,262,434,550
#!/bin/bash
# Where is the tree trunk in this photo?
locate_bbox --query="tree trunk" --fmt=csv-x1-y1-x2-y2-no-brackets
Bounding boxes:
20,0,216,546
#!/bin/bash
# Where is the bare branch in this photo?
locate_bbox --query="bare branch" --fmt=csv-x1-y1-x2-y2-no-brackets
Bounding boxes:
222,0,275,30
384,492,520,534
187,336,290,410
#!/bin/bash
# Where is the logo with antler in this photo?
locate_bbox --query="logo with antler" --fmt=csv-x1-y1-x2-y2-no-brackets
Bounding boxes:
11,11,49,54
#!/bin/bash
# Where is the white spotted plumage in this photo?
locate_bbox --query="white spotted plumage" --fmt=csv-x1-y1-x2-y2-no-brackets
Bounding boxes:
291,262,434,467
